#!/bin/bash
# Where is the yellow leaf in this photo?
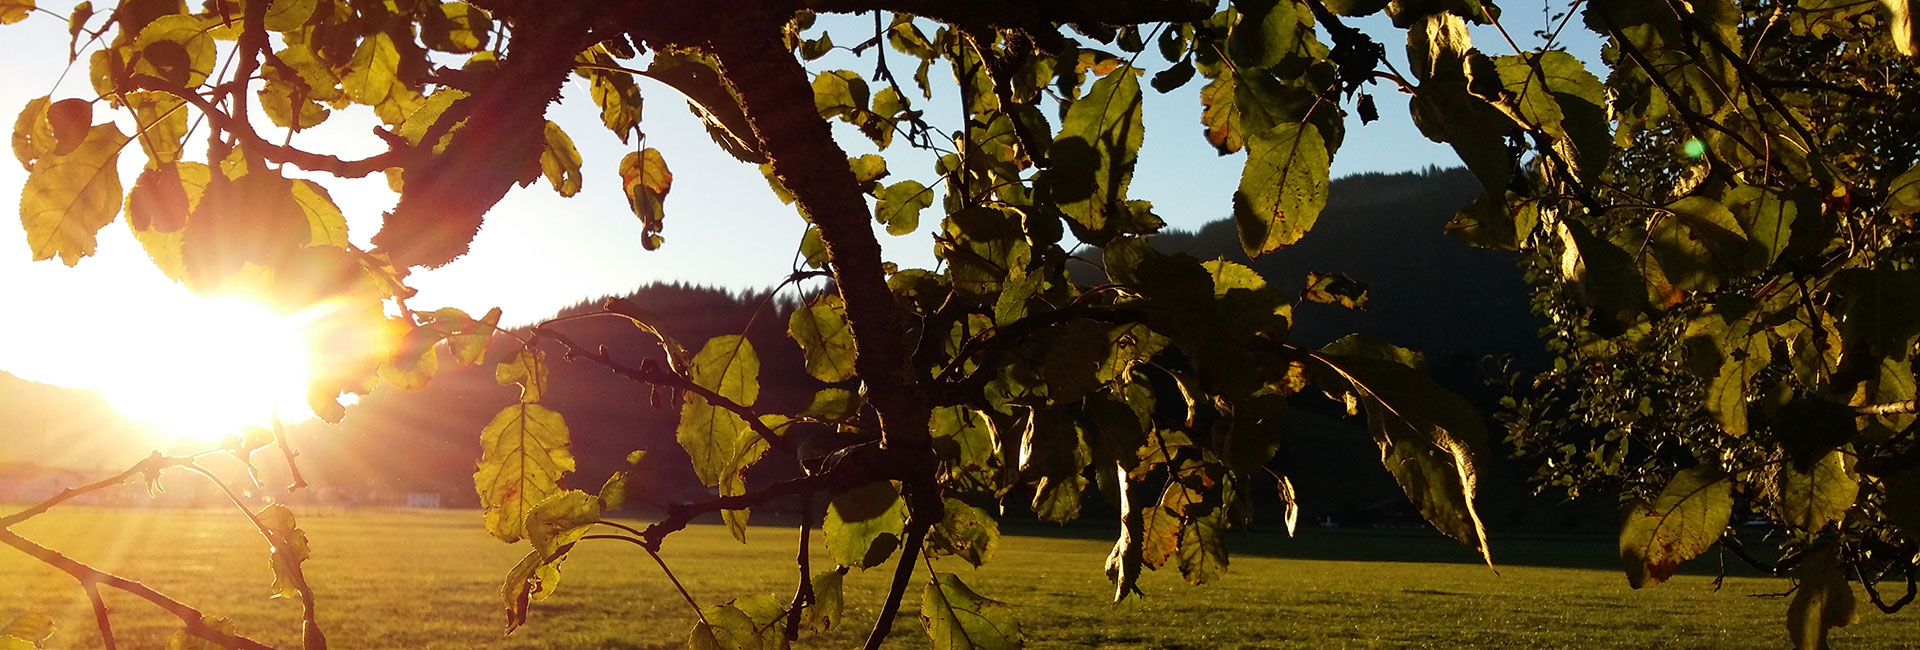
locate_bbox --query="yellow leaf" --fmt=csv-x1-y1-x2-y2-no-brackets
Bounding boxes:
475,403,574,543
22,123,128,265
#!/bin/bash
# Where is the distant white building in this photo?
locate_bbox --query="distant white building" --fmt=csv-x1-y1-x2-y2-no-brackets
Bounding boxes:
403,492,442,509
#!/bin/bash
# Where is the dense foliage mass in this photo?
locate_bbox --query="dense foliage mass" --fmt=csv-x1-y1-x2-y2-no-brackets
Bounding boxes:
1,0,1916,648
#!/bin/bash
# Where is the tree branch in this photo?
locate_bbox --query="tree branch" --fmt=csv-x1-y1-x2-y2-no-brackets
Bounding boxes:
86,582,118,650
125,74,403,178
0,452,184,528
707,13,934,458
0,529,283,650
531,325,792,453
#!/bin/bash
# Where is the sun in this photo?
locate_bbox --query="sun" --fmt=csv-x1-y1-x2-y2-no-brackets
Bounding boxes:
98,296,318,446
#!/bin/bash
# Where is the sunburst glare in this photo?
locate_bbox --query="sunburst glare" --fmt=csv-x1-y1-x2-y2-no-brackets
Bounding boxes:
98,296,318,446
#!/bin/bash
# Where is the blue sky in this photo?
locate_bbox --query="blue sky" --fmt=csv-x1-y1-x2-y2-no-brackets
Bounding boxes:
0,2,1599,394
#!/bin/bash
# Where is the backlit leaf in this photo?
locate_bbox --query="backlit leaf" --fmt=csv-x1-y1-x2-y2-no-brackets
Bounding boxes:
1176,505,1228,585
539,122,582,197
495,349,549,403
875,179,931,236
0,612,52,646
22,122,127,265
1234,123,1329,257
676,335,760,489
1314,348,1492,563
475,403,574,543
256,504,311,599
342,32,400,106
503,549,562,633
1619,466,1733,589
928,498,1000,567
1787,543,1858,649
804,570,844,633
619,148,671,250
824,481,907,569
525,489,599,560
1777,448,1858,534
788,293,857,382
1048,67,1143,241
921,572,1022,650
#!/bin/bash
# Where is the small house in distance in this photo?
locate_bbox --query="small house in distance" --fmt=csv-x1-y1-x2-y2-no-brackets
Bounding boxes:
404,492,442,509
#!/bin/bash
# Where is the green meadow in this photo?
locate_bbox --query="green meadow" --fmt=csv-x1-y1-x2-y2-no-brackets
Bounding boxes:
1,508,1915,649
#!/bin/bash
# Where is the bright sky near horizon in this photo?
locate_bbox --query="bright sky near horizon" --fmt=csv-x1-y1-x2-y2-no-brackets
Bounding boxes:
0,2,1598,440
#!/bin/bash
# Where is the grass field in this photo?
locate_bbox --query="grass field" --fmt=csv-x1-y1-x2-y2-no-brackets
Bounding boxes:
2,507,1915,649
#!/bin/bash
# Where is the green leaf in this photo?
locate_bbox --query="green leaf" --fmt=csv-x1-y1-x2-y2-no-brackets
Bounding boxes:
691,596,786,650
1650,196,1750,293
1619,466,1733,589
437,306,499,365
921,572,1023,650
1408,80,1515,199
1890,162,1920,217
495,349,549,403
1049,67,1144,241
619,148,671,250
931,405,996,471
1314,351,1492,563
824,481,907,569
22,122,127,265
804,570,844,633
1233,122,1330,257
342,32,400,106
1777,448,1858,534
1786,543,1858,650
539,121,583,197
475,403,574,543
788,293,857,382
1492,51,1608,181
1722,185,1803,268
525,489,599,560
599,471,629,511
676,335,761,489
1705,338,1770,436
928,498,1000,567
1227,0,1313,69
256,503,311,599
874,179,931,236
1176,504,1228,585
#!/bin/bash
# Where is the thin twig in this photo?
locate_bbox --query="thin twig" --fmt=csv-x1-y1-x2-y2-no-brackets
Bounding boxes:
86,582,118,650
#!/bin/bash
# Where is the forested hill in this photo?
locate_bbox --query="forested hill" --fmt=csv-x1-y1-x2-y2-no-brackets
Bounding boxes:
2,168,1573,530
1146,166,1542,371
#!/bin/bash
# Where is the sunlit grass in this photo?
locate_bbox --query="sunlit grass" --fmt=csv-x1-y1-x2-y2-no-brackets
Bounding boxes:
2,508,1916,649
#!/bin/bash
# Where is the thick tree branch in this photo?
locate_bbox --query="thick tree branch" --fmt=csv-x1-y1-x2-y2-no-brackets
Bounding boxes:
706,14,933,455
1855,400,1919,416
